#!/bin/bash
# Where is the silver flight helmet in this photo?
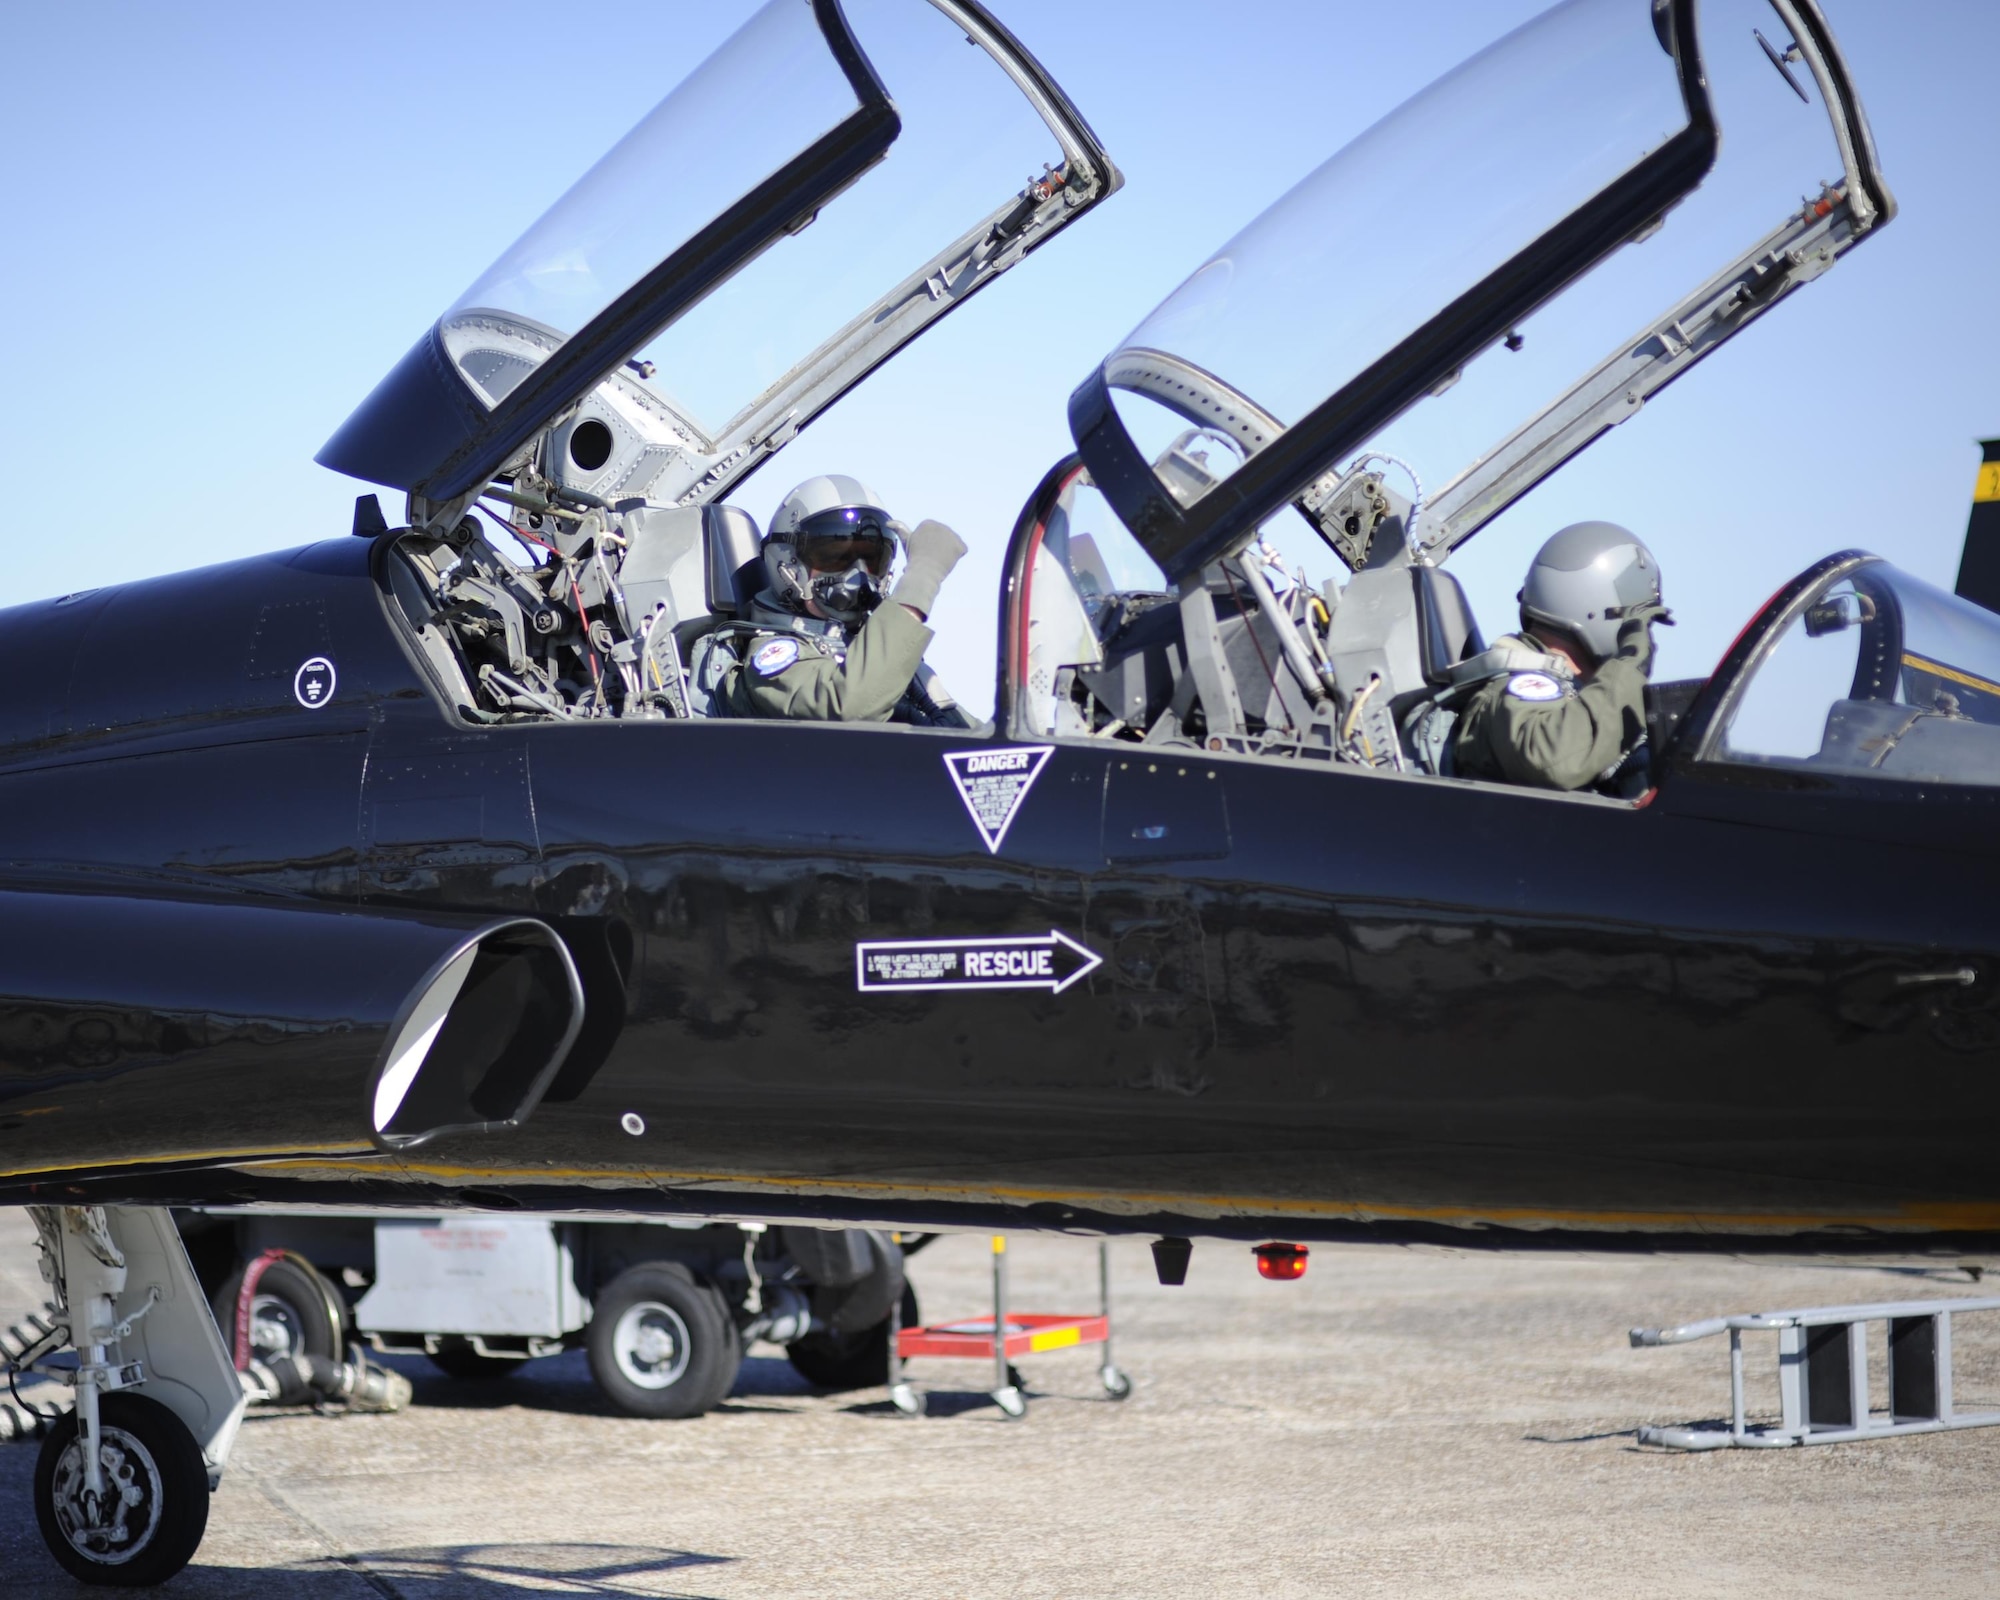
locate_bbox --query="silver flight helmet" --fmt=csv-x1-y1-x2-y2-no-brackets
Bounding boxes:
764,474,900,625
1517,521,1662,663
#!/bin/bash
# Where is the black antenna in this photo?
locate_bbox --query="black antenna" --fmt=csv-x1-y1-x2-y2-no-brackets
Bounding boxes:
351,493,389,539
1754,28,1811,103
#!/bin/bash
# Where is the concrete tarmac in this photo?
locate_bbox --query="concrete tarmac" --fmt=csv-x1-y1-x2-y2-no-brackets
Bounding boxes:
2,1208,1998,1597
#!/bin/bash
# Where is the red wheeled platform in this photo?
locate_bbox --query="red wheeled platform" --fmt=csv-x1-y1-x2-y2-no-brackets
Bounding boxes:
887,1237,1131,1418
898,1312,1110,1362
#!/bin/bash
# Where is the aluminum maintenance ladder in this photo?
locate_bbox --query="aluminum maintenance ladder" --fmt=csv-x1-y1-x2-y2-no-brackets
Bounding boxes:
1630,1295,2000,1448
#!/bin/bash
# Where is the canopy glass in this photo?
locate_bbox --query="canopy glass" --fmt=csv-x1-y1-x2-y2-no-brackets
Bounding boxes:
1113,0,1689,452
1720,560,2000,788
321,0,1115,508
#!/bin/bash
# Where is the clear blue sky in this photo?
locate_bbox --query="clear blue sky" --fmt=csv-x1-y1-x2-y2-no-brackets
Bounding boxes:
2,1,1993,712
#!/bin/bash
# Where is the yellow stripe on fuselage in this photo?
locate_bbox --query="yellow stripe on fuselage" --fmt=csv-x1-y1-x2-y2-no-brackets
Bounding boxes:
1975,462,2000,503
0,1139,375,1181
239,1156,2000,1237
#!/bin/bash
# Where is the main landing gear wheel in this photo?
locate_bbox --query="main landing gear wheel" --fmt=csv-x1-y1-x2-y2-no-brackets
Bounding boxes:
586,1262,739,1419
1101,1364,1133,1400
34,1392,210,1588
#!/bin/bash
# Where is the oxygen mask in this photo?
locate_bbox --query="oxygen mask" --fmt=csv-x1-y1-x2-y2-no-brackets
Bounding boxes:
808,563,885,624
794,505,898,624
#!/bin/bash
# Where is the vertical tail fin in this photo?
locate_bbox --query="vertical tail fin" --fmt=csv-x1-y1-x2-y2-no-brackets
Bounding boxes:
1952,438,2000,613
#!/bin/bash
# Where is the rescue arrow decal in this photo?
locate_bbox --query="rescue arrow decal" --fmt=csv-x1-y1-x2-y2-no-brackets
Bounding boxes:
942,745,1053,853
854,929,1103,995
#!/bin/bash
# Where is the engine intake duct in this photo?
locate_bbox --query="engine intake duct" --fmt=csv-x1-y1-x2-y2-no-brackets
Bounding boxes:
0,891,583,1188
370,921,582,1148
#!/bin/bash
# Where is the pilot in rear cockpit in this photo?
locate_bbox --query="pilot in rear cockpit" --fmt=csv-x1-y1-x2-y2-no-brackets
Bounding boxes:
715,475,971,725
1451,522,1670,793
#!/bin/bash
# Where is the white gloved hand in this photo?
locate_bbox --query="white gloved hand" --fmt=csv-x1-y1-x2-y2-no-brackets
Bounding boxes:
894,519,967,619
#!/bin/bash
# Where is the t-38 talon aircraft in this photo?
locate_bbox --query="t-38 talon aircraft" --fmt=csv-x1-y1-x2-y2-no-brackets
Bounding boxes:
2,0,1990,1582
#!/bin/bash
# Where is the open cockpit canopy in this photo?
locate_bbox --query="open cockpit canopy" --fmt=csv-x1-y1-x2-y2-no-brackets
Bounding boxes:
326,0,1117,732
1072,0,1890,583
320,0,1117,517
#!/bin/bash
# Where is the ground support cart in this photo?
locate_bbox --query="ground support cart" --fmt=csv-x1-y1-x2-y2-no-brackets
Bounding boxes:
176,1209,912,1419
1630,1294,2000,1447
889,1236,1130,1418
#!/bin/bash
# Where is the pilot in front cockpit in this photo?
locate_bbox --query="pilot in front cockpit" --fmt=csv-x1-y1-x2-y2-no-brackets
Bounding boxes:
717,475,970,725
1451,522,1670,792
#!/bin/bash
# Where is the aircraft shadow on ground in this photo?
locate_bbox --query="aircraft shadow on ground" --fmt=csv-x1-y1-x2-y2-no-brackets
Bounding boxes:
0,1453,736,1596
271,1541,735,1598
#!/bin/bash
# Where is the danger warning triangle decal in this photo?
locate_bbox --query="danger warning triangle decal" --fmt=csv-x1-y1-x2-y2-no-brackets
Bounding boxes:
942,745,1053,854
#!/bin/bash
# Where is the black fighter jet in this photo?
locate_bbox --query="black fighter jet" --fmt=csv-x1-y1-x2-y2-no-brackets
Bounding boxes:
3,0,1993,1582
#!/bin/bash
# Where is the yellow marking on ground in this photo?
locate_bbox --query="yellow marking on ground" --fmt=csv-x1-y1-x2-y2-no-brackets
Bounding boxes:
246,1157,2000,1236
0,1140,373,1180
1029,1326,1082,1353
1903,653,2000,698
1976,461,2000,503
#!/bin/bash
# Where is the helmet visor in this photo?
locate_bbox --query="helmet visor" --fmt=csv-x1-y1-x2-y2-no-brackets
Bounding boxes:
792,507,896,576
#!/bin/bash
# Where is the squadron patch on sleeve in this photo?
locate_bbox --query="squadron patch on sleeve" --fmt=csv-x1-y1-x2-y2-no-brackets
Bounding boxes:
752,637,802,677
1505,672,1564,703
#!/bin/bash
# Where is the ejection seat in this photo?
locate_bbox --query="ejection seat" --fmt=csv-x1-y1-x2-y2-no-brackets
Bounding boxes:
1325,561,1486,711
1321,558,1487,768
614,504,762,644
611,503,764,716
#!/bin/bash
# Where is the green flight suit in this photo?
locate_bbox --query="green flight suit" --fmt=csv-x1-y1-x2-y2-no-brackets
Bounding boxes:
722,600,932,722
1451,632,1646,791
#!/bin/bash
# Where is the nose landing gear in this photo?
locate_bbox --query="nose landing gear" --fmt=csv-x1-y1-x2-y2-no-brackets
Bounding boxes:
13,1206,248,1587
35,1390,211,1586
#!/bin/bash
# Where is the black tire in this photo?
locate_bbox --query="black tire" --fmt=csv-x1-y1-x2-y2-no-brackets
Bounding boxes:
787,1282,919,1392
427,1339,529,1381
708,1310,745,1409
586,1262,733,1419
210,1257,342,1368
34,1392,210,1587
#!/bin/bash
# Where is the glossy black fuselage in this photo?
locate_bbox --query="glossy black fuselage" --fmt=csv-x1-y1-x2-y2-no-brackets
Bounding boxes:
4,536,1997,1248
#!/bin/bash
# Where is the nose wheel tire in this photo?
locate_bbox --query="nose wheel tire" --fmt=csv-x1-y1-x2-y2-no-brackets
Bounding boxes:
585,1262,738,1418
34,1392,210,1588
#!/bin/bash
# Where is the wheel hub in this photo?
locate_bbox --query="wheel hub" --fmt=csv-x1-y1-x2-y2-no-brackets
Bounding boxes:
611,1300,691,1390
50,1426,164,1564
248,1292,303,1361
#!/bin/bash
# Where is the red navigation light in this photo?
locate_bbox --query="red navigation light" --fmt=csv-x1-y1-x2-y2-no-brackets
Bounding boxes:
1254,1242,1309,1281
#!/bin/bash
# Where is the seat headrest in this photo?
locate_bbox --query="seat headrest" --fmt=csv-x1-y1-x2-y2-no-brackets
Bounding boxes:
705,505,763,616
1414,564,1487,687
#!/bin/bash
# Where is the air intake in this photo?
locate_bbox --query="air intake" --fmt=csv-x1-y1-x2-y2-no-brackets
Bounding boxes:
369,920,583,1149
